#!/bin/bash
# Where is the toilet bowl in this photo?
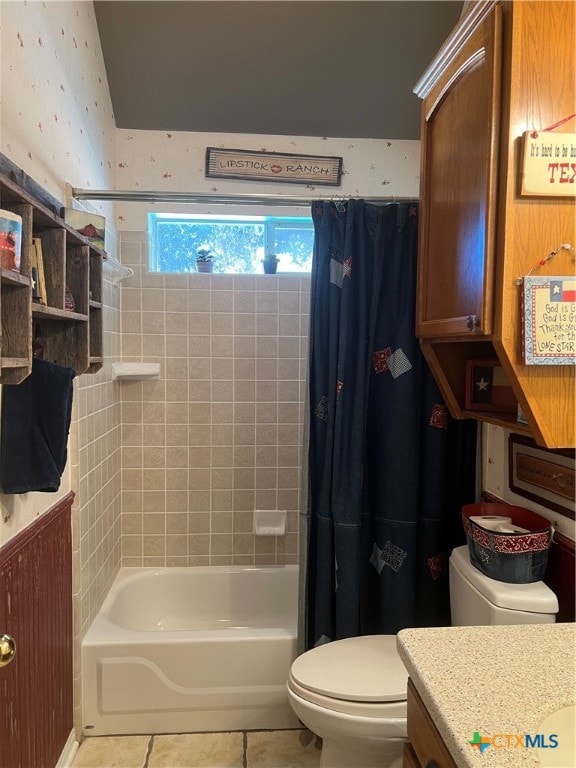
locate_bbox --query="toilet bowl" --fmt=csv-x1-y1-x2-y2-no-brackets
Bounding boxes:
289,545,558,768
286,635,408,768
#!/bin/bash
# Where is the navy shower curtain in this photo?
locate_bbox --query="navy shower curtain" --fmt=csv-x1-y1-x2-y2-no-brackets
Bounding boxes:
304,200,477,649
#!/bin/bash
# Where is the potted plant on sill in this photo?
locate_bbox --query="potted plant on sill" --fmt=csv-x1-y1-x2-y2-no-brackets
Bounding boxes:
196,246,214,273
262,253,279,275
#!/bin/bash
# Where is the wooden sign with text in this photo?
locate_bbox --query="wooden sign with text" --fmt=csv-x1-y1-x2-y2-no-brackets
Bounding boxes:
205,147,342,186
521,131,576,197
509,434,575,518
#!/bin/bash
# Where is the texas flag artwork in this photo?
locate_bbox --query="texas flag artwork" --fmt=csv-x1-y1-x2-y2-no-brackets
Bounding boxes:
549,279,576,302
523,276,576,365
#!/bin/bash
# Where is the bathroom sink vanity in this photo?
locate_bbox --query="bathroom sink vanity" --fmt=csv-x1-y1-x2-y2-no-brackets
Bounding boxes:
403,679,457,768
397,623,576,768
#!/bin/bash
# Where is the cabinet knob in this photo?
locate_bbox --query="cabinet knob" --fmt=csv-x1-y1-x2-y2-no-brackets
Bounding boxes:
466,315,480,331
426,761,440,768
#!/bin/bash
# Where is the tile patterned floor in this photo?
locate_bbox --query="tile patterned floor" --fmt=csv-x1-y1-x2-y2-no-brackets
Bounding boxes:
72,729,321,768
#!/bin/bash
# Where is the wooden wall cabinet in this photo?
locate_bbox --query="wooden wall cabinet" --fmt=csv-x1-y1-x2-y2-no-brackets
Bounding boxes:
417,5,502,338
0,172,103,383
414,1,575,449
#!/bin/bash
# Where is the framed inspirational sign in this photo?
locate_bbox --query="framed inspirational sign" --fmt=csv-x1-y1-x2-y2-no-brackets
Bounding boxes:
509,434,575,519
522,276,576,365
520,131,576,197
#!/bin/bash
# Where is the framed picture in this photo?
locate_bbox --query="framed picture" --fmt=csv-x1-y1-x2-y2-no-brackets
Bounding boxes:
522,275,576,365
508,434,575,519
205,147,342,186
0,209,22,273
520,131,576,198
464,360,517,413
63,209,106,251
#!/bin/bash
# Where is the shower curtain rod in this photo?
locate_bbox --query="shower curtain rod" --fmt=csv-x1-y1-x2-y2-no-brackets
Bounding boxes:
71,188,414,206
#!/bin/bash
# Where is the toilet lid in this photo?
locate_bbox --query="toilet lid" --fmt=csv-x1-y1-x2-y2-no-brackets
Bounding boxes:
290,635,407,703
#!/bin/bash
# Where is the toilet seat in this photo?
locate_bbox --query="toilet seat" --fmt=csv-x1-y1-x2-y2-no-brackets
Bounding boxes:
288,635,408,719
288,671,407,719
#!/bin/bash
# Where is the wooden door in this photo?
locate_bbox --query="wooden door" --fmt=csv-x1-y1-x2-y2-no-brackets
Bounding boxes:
416,5,502,337
0,495,73,768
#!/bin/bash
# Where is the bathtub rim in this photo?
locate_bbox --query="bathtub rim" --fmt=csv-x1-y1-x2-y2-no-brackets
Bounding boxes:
83,563,299,643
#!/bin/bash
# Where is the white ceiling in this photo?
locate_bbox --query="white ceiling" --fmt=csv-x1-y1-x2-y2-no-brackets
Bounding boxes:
94,1,463,140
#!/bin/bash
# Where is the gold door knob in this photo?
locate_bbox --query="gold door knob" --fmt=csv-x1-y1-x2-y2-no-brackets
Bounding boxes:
0,634,16,667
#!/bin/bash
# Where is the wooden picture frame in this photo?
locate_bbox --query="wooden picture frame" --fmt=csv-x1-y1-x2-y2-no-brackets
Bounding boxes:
205,147,342,185
520,131,576,198
521,275,576,365
63,209,106,251
464,359,517,413
508,434,575,520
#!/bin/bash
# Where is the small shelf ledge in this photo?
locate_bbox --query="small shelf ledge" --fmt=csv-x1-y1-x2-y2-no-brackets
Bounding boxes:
1,357,30,368
112,362,161,380
32,304,88,322
1,269,30,287
460,409,531,434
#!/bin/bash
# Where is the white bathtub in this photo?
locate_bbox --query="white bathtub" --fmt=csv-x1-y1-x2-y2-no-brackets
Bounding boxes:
81,565,300,735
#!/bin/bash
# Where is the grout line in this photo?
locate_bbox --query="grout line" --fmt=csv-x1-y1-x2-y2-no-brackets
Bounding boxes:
242,730,248,768
142,735,154,768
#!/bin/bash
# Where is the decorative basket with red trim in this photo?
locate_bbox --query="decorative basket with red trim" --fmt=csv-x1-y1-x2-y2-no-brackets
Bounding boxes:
462,503,554,584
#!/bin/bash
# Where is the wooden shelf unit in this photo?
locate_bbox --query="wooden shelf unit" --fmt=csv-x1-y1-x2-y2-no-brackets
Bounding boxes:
0,172,103,383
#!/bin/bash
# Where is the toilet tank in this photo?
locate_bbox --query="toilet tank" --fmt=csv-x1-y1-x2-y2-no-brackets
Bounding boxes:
449,546,558,626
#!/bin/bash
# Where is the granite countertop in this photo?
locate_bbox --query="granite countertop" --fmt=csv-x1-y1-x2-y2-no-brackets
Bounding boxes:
397,623,576,768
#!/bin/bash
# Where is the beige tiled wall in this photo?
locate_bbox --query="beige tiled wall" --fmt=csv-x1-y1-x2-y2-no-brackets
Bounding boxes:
75,266,122,635
75,266,122,632
119,232,309,566
73,261,122,731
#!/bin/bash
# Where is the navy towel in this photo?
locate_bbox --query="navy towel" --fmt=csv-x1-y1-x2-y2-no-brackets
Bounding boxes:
1,358,76,493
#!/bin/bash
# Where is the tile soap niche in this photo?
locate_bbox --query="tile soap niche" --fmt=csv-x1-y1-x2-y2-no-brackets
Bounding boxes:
254,509,287,536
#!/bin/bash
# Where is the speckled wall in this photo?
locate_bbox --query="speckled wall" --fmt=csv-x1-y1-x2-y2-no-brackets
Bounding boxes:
1,0,115,204
0,0,118,734
113,129,421,231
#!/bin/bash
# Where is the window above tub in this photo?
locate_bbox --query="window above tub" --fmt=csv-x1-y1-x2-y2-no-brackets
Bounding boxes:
148,213,314,274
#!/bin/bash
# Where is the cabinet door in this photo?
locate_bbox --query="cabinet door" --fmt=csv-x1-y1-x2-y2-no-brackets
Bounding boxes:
407,679,458,768
417,6,502,337
403,742,423,768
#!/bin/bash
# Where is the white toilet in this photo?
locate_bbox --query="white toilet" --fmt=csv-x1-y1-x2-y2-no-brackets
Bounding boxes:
287,545,559,768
